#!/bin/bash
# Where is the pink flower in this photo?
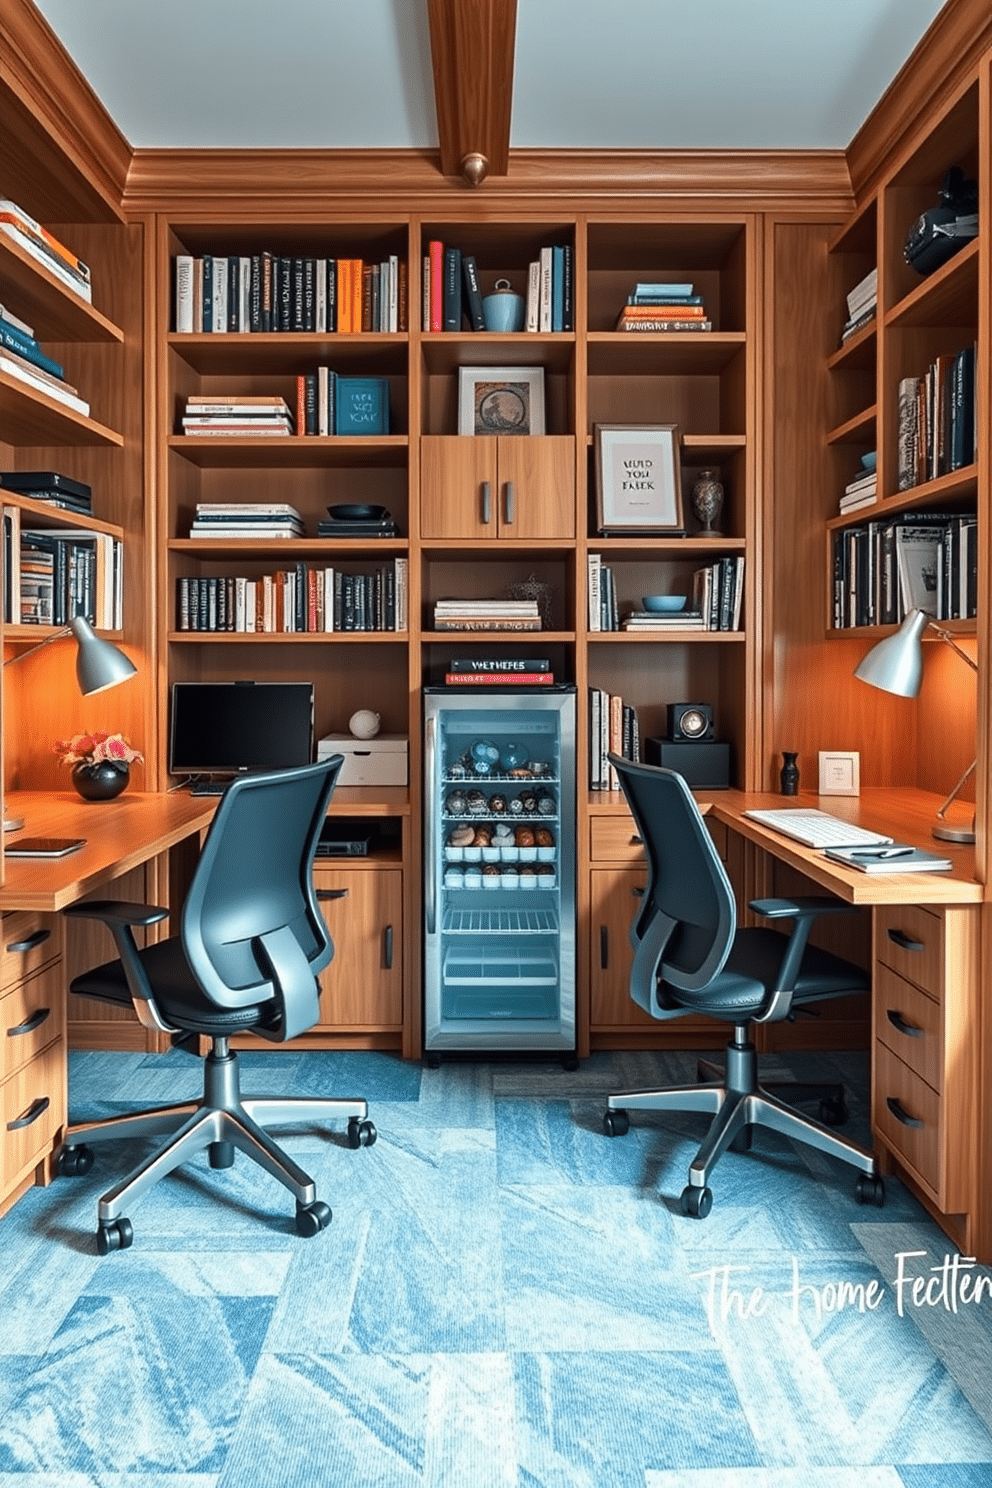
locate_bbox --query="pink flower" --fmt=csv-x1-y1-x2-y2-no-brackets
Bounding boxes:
54,731,143,767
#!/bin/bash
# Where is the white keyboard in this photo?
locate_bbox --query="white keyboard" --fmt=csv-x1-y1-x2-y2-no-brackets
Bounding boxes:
743,808,894,850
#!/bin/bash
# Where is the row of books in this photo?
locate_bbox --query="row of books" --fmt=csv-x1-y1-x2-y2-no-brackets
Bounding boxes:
614,281,712,334
295,372,389,436
424,242,573,333
589,687,639,790
442,657,555,686
841,267,877,342
0,198,92,302
831,512,976,630
0,469,93,516
587,553,744,632
176,558,408,633
432,598,543,632
839,465,877,515
173,253,406,334
0,300,90,417
188,502,304,540
2,504,122,629
897,344,976,491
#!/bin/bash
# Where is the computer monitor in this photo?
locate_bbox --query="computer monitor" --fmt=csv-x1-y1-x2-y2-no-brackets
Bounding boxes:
168,680,314,779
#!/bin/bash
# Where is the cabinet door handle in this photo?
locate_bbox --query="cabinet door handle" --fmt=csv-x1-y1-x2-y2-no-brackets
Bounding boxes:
6,928,51,955
7,1007,51,1037
886,1096,924,1129
7,1096,50,1132
504,481,515,524
887,928,925,953
481,481,491,524
633,885,644,898
630,835,642,846
886,1009,924,1039
600,926,609,969
383,924,394,970
316,888,349,901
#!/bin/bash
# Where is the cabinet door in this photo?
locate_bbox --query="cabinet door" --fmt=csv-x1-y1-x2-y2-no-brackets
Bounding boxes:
589,868,656,1029
421,436,497,540
497,436,575,539
314,869,403,1030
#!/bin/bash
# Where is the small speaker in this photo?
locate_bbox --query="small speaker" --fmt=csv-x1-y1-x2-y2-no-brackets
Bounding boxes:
644,738,730,790
667,703,714,742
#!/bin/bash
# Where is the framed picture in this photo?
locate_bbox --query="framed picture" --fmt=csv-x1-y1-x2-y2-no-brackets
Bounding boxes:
818,750,861,796
595,424,684,533
458,366,545,436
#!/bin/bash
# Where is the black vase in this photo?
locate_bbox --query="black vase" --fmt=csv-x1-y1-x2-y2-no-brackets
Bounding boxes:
780,752,800,796
71,761,130,802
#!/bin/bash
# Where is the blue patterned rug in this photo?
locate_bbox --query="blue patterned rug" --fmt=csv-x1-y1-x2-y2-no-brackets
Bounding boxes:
0,1047,989,1486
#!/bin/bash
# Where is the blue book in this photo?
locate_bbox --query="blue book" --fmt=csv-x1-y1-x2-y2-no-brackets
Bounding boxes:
628,293,704,306
632,282,694,297
552,246,565,332
334,376,390,436
0,315,65,380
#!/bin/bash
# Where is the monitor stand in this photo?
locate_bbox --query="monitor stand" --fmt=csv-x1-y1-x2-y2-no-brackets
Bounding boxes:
189,777,231,797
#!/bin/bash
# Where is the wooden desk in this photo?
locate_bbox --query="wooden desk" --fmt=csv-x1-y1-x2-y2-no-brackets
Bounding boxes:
0,791,216,1218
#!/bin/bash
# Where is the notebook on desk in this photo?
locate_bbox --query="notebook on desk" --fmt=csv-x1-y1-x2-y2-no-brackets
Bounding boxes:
824,843,953,873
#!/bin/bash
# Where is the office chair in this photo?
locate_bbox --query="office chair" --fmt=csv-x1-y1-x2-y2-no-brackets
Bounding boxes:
602,755,884,1218
57,758,377,1254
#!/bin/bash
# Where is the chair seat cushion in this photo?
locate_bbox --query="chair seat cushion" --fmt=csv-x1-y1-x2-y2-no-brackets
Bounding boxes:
70,936,273,1035
665,926,868,1020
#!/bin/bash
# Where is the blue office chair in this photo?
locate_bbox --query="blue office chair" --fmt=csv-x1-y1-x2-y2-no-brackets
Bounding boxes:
57,758,376,1254
603,755,884,1217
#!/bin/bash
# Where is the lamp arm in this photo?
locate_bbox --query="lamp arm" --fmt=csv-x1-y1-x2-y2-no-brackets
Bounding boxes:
935,756,977,821
927,621,979,672
2,626,72,667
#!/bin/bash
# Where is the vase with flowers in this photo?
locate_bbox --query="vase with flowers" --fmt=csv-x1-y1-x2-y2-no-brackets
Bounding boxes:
54,732,143,802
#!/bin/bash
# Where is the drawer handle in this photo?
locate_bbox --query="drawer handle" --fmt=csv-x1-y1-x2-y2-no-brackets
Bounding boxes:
887,928,925,953
481,481,491,525
7,1095,50,1132
316,888,349,901
383,924,393,970
7,1007,52,1037
5,929,51,955
630,835,642,846
600,926,609,969
886,1096,924,1129
504,481,515,524
886,1009,924,1039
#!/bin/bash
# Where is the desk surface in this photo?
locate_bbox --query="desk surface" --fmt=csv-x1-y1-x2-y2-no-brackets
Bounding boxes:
707,787,983,905
0,791,217,911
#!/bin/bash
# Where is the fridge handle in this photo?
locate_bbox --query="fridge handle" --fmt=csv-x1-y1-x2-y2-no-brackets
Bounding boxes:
426,714,437,934
481,481,491,525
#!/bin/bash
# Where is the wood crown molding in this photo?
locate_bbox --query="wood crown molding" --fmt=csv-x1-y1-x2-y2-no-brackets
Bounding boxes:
846,0,992,200
428,0,516,181
0,0,129,220
123,147,853,217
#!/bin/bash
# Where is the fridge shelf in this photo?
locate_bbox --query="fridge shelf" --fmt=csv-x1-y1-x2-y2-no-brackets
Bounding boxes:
442,907,558,935
444,773,560,785
443,948,558,985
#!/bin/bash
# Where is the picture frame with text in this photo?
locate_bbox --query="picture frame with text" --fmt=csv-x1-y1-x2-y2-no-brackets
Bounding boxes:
595,423,684,534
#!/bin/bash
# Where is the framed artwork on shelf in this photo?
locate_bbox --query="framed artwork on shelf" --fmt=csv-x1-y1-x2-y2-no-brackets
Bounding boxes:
818,750,861,796
595,423,684,534
458,367,546,436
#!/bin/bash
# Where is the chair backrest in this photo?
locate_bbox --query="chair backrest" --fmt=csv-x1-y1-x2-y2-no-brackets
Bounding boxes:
610,755,736,1012
180,757,342,1036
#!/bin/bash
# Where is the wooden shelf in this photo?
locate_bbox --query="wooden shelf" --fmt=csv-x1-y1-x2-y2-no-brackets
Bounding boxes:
168,331,409,376
884,239,979,329
167,434,408,468
0,372,123,447
0,237,124,342
587,331,746,376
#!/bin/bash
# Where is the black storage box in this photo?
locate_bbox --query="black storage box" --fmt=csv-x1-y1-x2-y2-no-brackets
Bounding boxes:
644,738,730,789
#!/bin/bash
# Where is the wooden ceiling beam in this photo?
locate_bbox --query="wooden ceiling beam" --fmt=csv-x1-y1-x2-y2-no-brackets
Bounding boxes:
427,0,517,183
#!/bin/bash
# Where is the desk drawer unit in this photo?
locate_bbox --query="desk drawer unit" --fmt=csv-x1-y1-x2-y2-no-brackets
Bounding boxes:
1,911,62,991
1,1039,65,1199
2,962,66,1080
590,815,645,864
871,904,978,1216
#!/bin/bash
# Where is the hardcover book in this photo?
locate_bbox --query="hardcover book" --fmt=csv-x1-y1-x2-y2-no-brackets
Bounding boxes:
334,376,390,436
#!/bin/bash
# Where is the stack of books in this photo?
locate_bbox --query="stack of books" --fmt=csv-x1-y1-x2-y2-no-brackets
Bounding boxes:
621,608,706,631
614,282,712,333
839,465,877,514
0,198,92,302
181,395,294,437
432,598,542,632
423,241,572,333
0,470,92,516
188,502,305,539
173,253,406,334
315,511,398,538
841,268,877,341
0,299,89,416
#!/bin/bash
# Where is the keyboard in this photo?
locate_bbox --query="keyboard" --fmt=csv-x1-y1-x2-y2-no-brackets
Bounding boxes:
743,807,894,850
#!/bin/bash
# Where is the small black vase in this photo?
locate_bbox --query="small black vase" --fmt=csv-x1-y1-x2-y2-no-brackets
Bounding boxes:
72,761,130,802
780,752,800,796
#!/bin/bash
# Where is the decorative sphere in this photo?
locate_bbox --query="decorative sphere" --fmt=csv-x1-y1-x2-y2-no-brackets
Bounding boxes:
349,710,381,739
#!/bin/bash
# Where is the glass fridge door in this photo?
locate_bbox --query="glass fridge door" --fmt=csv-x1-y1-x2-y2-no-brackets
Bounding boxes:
424,691,575,1053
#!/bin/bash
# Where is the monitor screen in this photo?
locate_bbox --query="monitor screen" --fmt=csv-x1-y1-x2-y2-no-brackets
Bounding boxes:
169,681,314,777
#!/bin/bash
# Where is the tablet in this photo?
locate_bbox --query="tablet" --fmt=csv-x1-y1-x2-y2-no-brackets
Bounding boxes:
5,837,86,858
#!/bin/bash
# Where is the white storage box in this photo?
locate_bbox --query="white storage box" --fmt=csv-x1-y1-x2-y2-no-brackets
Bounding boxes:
318,734,408,786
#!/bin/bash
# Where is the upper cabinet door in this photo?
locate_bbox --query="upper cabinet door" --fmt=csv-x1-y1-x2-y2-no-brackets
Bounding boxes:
420,435,575,540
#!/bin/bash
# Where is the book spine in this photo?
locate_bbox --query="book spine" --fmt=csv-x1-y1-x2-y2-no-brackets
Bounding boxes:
442,246,462,331
326,258,337,332
444,672,554,685
461,254,486,331
0,321,65,380
539,246,553,332
428,241,444,332
174,255,194,333
551,245,565,332
226,256,239,331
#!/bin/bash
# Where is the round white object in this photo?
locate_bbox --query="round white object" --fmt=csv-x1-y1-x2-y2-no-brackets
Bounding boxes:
349,710,381,739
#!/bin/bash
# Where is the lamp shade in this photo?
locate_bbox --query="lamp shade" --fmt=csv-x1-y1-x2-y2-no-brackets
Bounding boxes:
70,616,137,695
853,607,928,698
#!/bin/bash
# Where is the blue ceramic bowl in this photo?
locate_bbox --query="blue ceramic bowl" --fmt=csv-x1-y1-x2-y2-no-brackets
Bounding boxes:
860,451,877,472
642,595,687,613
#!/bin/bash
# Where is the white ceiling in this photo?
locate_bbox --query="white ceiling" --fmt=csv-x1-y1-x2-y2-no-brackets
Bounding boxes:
34,0,949,152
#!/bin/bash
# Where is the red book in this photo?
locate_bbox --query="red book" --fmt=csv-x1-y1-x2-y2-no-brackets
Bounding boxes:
444,672,554,685
428,241,444,332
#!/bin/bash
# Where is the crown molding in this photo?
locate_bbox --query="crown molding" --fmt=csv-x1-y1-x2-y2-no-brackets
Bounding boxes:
123,147,853,217
0,0,129,220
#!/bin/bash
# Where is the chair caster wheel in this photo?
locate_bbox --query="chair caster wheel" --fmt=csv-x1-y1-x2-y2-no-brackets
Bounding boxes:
730,1126,753,1153
296,1199,332,1237
348,1118,377,1149
209,1140,235,1169
97,1217,133,1255
855,1173,885,1207
58,1144,94,1177
679,1185,713,1219
819,1095,848,1126
603,1109,629,1137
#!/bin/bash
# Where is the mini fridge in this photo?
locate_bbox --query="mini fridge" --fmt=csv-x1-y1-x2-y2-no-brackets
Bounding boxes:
423,686,576,1059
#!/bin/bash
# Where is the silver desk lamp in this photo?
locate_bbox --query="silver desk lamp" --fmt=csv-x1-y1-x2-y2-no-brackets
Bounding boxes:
3,616,137,832
854,606,977,844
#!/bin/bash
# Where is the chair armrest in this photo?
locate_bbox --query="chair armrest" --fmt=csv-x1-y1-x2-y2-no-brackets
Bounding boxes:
61,898,176,1035
749,896,855,921
748,895,858,1024
62,899,169,929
